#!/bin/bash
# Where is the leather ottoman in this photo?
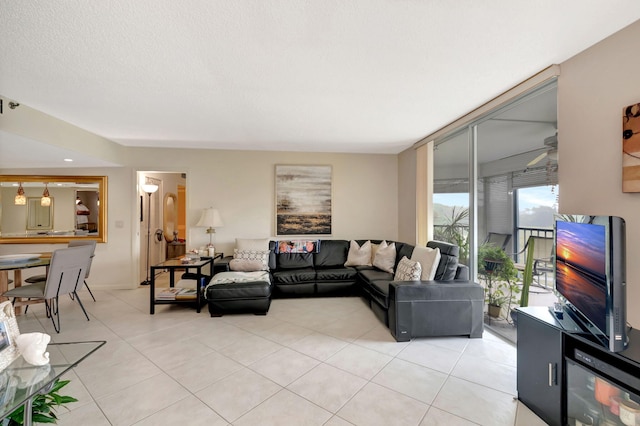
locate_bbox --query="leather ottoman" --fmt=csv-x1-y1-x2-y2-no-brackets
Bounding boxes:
204,271,272,317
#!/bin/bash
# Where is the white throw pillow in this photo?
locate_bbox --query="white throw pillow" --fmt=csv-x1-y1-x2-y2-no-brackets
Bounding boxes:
373,240,396,273
236,238,270,251
370,242,380,264
411,246,441,280
344,240,372,266
394,256,422,281
231,249,270,271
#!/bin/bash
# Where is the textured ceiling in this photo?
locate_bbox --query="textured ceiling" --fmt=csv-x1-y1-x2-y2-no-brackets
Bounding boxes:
1,1,640,160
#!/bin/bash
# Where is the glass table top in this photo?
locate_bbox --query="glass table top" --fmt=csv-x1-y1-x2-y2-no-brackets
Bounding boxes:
0,340,105,422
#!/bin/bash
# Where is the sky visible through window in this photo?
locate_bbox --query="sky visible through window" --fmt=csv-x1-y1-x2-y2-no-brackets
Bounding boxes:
434,185,558,211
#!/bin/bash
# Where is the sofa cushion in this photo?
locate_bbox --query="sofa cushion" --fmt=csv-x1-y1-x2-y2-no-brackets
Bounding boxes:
427,240,460,281
369,280,392,309
411,246,441,280
358,268,394,284
276,253,314,269
315,267,357,281
394,256,422,281
373,241,396,273
315,240,349,268
395,242,415,269
344,240,372,266
272,268,316,284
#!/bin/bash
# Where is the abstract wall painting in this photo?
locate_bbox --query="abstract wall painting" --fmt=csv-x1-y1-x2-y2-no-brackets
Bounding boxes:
623,102,640,192
275,165,332,235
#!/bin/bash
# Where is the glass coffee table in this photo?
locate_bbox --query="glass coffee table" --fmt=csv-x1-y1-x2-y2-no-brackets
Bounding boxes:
0,340,105,426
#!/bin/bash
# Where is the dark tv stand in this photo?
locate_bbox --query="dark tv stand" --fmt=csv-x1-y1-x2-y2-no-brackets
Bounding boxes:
517,306,640,426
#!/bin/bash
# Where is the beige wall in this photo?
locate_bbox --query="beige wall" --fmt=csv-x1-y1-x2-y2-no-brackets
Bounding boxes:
559,19,640,328
125,148,399,253
1,150,398,289
398,147,417,244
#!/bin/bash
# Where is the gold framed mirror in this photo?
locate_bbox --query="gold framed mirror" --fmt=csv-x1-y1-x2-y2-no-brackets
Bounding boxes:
0,175,107,244
163,192,178,243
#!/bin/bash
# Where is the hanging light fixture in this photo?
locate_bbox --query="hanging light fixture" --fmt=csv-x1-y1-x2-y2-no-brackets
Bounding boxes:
41,183,51,206
14,182,26,205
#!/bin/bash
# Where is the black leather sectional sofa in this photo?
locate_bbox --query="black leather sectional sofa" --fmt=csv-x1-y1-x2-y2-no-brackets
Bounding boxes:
208,239,484,342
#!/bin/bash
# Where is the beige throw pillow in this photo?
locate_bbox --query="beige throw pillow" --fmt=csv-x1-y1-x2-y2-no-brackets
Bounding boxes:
231,249,270,271
344,240,372,266
394,256,422,281
373,240,396,273
411,246,441,280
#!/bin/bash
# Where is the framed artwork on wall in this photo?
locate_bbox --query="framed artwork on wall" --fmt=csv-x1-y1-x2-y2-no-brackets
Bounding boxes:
275,165,332,235
0,301,20,372
623,102,640,192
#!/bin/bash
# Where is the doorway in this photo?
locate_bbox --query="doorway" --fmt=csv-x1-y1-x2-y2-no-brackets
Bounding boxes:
138,172,187,285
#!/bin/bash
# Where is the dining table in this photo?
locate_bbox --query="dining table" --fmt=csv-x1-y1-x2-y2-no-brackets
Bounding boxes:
0,253,51,314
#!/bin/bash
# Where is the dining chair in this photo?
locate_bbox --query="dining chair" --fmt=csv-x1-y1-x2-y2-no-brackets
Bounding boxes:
2,245,93,333
24,240,97,302
68,240,97,301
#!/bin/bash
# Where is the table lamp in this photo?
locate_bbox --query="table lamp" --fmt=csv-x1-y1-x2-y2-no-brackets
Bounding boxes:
196,207,224,255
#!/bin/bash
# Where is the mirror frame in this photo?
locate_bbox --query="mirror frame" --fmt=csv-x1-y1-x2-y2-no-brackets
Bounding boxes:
163,192,178,243
0,175,107,244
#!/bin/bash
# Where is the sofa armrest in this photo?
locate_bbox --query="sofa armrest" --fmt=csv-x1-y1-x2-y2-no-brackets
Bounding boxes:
455,264,469,280
213,256,233,274
388,280,484,341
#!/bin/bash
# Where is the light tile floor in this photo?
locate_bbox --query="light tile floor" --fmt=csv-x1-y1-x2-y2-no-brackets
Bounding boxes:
13,280,548,426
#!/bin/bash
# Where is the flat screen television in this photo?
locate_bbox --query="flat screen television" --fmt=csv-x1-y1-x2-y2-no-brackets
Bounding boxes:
554,215,628,353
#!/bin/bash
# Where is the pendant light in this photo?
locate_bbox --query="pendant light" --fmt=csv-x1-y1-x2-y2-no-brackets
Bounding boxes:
41,183,51,206
14,182,26,205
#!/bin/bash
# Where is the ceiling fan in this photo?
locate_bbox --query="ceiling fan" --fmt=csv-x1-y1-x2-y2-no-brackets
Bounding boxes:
526,133,558,169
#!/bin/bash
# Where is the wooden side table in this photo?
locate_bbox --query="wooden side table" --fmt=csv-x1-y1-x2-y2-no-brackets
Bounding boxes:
166,242,186,259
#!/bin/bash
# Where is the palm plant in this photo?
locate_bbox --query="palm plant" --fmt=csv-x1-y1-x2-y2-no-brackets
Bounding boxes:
434,207,469,264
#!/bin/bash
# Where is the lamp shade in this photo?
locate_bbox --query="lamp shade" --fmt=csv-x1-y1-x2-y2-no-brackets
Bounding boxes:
141,184,159,194
14,183,26,205
196,208,224,228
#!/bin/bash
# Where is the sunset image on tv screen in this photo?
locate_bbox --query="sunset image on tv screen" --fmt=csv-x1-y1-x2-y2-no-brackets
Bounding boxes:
555,221,607,333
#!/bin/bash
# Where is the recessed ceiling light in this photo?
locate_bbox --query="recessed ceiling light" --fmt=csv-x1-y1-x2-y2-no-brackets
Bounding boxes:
64,158,73,162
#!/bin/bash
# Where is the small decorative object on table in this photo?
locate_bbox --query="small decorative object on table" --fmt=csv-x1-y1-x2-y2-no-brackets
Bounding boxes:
0,301,20,372
15,333,50,366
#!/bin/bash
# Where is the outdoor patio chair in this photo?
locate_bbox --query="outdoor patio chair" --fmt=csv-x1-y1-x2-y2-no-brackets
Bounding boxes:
482,232,512,251
513,235,554,287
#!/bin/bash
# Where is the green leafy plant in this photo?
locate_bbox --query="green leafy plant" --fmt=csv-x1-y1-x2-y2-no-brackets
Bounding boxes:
434,207,469,264
7,379,77,425
478,243,518,309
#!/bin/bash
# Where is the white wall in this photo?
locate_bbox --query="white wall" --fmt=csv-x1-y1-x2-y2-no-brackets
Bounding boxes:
559,19,640,328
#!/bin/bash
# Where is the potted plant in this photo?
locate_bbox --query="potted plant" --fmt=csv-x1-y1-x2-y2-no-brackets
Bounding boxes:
478,243,518,318
5,379,77,425
433,207,469,264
